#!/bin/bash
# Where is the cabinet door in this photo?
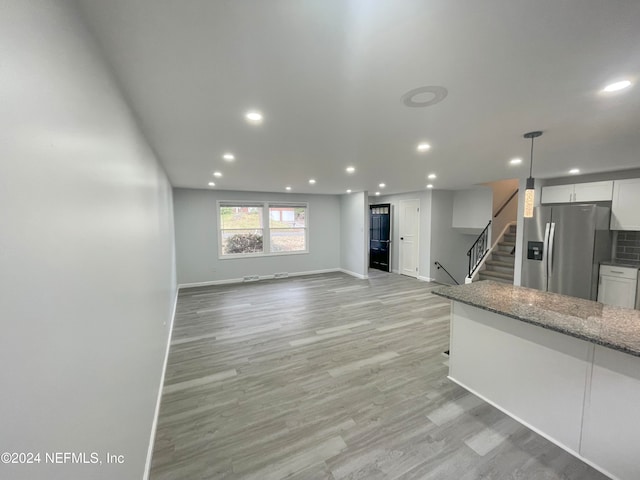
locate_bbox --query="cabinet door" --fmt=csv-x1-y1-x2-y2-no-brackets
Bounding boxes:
611,178,640,230
580,346,640,480
574,181,613,202
541,185,574,204
597,275,636,308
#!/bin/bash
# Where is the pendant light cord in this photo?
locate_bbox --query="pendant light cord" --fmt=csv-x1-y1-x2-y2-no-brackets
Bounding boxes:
529,137,534,178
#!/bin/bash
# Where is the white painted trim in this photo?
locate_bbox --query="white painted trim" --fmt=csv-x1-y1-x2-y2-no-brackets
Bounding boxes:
467,220,516,283
143,287,179,480
417,275,435,282
339,268,369,280
391,269,401,274
177,268,342,289
447,375,620,480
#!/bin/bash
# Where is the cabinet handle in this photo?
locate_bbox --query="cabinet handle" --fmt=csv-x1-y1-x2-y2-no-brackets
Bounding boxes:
610,270,625,274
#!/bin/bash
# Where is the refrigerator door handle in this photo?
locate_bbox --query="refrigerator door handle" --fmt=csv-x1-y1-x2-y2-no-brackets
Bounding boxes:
542,222,551,289
548,222,556,276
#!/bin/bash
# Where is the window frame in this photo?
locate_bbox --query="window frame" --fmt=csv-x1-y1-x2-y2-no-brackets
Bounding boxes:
217,200,309,259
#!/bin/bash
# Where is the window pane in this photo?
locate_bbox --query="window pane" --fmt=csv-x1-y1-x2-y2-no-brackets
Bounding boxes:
220,206,263,229
221,229,264,254
270,228,306,252
269,207,306,228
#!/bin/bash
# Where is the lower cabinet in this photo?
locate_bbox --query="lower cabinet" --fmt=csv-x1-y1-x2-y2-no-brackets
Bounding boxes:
449,301,640,480
580,346,640,480
598,265,638,309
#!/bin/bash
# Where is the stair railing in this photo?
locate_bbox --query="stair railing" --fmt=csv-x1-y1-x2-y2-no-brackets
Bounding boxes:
467,220,491,279
434,261,460,285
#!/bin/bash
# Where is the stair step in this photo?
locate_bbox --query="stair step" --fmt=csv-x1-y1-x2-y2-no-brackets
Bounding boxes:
478,275,513,284
493,251,515,259
499,241,516,247
479,269,514,281
486,260,515,269
503,234,516,242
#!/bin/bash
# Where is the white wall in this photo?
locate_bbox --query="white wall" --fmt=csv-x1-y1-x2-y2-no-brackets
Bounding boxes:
372,191,432,279
0,1,176,479
174,188,341,284
340,192,369,278
429,190,477,284
452,187,493,233
485,178,519,243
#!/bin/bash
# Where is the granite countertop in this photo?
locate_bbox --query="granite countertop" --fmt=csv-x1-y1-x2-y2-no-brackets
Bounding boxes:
432,281,640,357
600,260,640,269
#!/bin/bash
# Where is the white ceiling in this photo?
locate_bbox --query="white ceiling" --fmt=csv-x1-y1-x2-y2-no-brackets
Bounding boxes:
76,0,640,195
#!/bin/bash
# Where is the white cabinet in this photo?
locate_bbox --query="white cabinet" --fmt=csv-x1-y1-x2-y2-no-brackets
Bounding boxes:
541,181,613,204
611,178,640,230
541,184,574,204
580,346,640,480
574,181,614,202
598,265,638,309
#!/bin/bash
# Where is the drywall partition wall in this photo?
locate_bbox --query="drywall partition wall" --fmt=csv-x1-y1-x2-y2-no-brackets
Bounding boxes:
372,191,432,279
0,2,176,480
173,188,341,285
485,178,519,243
452,187,493,234
429,190,477,284
340,192,369,278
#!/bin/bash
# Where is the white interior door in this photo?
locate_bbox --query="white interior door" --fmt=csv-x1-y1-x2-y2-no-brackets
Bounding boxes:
399,199,420,278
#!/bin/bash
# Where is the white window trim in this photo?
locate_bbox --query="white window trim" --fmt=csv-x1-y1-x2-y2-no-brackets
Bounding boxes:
217,200,309,259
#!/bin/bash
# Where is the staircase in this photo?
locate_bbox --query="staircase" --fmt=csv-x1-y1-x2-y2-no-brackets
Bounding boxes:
478,224,516,284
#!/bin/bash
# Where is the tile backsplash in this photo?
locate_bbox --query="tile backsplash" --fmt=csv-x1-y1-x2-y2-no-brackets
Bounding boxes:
615,231,640,262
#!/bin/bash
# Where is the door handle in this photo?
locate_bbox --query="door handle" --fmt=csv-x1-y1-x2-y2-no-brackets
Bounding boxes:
542,222,551,290
382,240,390,243
548,222,556,276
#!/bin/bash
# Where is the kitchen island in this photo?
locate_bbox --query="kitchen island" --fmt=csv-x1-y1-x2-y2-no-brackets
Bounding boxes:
433,281,640,480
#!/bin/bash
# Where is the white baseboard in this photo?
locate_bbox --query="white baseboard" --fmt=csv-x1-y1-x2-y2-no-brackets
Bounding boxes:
339,268,369,280
417,275,435,282
144,287,179,480
391,269,400,274
178,268,342,290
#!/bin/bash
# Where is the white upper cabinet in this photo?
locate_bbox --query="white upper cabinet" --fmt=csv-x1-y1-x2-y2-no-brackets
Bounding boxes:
541,184,574,204
541,181,613,204
574,181,614,202
611,178,640,230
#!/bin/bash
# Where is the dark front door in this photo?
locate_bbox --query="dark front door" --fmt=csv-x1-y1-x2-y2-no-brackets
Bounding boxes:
370,203,391,272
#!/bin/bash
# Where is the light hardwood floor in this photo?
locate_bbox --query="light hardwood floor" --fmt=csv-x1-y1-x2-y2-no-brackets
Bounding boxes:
150,270,608,480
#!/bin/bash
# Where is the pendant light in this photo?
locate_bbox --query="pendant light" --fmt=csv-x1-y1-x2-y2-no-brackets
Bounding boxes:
523,131,543,218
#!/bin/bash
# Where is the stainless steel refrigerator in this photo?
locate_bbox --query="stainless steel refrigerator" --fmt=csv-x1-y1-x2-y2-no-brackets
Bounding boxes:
521,204,611,300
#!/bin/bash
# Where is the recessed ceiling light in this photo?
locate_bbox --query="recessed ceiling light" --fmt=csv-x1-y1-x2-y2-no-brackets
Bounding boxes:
510,158,522,165
417,143,431,152
346,166,355,173
285,186,292,191
569,168,580,174
375,192,381,196
426,184,434,189
308,179,316,185
245,110,263,124
602,80,632,92
213,171,222,177
427,173,437,180
379,183,386,188
208,182,215,187
346,189,352,194
223,153,235,161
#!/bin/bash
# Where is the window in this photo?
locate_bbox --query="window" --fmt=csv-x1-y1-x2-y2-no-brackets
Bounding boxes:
218,202,308,257
269,206,306,253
